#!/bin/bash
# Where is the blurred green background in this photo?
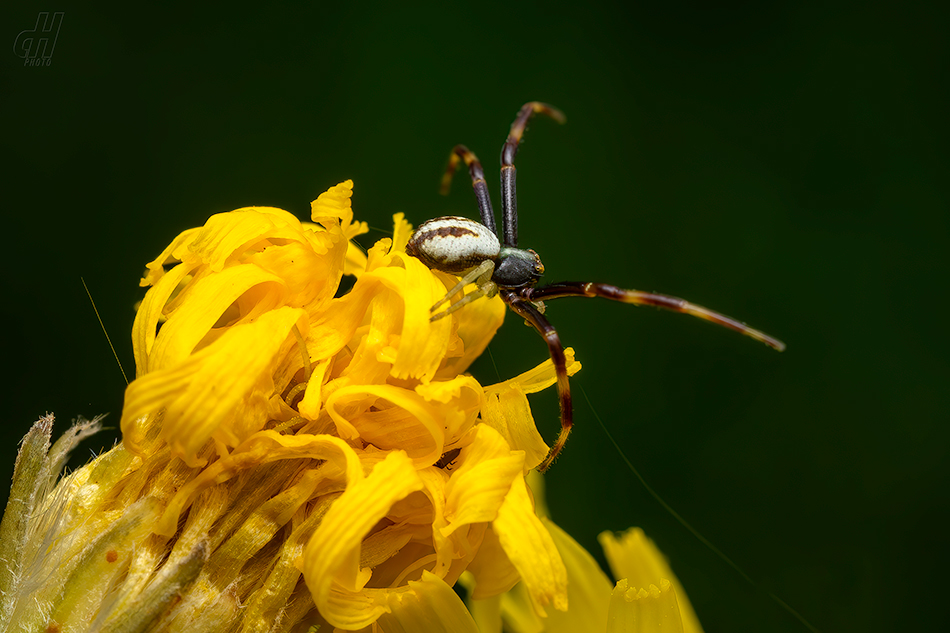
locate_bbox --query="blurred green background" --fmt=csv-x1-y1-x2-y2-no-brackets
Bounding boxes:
2,2,947,632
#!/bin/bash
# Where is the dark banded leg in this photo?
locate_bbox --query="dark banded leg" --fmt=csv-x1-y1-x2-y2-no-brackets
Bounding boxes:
524,282,786,351
499,102,567,247
501,289,573,472
440,144,497,235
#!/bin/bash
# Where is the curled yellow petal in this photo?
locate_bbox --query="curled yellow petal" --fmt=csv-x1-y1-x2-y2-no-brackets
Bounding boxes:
443,425,525,536
140,226,200,287
390,211,414,253
374,570,480,633
324,384,445,466
147,264,287,371
186,207,314,271
481,384,549,471
132,263,194,376
302,450,424,629
367,255,455,381
121,306,306,466
311,178,356,230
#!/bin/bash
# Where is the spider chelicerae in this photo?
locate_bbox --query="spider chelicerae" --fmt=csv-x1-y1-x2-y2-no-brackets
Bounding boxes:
407,102,785,472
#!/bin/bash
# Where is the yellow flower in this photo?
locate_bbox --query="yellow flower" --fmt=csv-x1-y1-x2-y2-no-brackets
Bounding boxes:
598,528,703,633
0,180,582,632
466,472,704,633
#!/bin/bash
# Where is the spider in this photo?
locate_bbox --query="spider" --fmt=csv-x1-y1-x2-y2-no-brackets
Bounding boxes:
407,102,785,472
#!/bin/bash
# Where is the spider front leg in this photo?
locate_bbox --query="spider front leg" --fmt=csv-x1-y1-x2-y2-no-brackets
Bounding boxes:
430,259,497,321
501,289,573,472
499,102,566,247
524,281,786,351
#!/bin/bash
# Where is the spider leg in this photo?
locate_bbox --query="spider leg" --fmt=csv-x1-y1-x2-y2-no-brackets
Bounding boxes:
499,102,566,247
501,289,572,472
430,259,496,321
440,145,497,234
525,281,786,351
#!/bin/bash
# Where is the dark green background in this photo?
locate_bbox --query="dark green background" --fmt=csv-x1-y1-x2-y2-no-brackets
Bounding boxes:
3,3,946,632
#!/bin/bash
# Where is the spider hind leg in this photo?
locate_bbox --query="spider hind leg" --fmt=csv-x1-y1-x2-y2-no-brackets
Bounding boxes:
502,289,573,472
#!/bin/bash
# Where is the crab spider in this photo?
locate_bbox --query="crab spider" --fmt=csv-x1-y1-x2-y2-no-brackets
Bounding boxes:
407,102,785,472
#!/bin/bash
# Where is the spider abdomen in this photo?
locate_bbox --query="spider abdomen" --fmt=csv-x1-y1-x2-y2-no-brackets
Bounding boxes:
406,216,500,274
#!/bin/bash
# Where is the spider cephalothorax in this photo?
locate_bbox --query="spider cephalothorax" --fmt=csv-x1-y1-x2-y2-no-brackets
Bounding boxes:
407,102,785,472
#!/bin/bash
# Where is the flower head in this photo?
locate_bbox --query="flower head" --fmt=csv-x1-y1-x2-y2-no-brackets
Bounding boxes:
1,181,581,632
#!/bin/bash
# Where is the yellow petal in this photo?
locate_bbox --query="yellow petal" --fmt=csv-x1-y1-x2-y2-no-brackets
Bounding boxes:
303,250,454,383
542,519,612,633
310,179,355,229
140,226,200,287
483,347,581,396
295,358,331,420
493,475,568,617
390,212,414,253
481,384,549,471
465,589,504,633
324,384,445,466
243,238,342,309
414,374,483,442
480,348,582,470
374,570,480,633
121,306,306,466
464,526,521,600
186,207,312,272
344,240,368,277
132,263,194,376
367,255,455,381
302,450,424,629
443,425,525,535
607,578,685,633
499,582,545,633
147,264,287,371
599,528,703,633
156,431,363,536
304,276,380,361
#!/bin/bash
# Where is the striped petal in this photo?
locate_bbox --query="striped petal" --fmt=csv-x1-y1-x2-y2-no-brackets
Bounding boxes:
302,451,424,629
493,475,568,617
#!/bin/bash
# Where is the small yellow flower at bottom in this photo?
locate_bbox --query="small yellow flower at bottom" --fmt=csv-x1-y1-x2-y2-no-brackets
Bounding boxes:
599,528,703,633
608,578,685,633
466,473,705,633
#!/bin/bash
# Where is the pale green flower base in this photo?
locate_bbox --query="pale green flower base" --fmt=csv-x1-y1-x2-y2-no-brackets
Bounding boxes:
0,416,326,633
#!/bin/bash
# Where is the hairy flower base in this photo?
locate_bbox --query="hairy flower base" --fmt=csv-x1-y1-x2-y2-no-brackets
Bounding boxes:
1,181,591,632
